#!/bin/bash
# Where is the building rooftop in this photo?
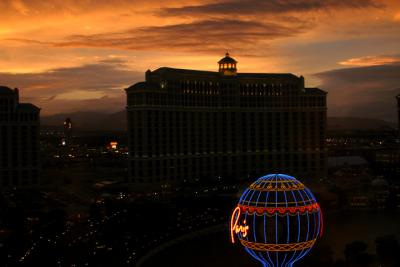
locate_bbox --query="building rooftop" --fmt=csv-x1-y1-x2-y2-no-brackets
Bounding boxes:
126,81,161,91
0,86,14,94
218,52,237,64
18,103,40,111
306,88,328,95
151,67,298,80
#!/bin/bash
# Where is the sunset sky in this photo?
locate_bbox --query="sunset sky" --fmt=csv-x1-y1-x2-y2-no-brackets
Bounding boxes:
0,0,399,121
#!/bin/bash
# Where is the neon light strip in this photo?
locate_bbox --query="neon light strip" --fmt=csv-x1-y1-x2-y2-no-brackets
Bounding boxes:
276,249,279,267
243,198,315,206
319,208,324,237
254,191,262,243
275,190,278,244
249,182,305,192
239,239,317,252
238,203,320,216
297,189,310,243
285,190,300,266
245,247,264,266
283,191,290,244
252,180,299,184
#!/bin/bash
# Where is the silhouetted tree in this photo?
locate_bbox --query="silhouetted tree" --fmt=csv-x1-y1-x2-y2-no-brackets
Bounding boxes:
375,235,400,267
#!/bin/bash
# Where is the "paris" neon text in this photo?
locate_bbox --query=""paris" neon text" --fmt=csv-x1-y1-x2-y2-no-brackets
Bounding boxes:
230,206,249,243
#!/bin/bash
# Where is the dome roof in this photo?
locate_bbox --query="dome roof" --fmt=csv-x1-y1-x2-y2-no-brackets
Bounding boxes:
238,174,317,208
257,173,296,181
218,52,237,64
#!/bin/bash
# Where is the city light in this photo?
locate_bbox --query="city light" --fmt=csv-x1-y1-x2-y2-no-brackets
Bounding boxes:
110,141,118,150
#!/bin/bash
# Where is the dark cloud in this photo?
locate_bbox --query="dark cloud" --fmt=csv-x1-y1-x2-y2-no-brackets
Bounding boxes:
0,59,142,114
34,96,126,116
159,0,382,17
46,19,311,54
314,63,400,122
0,0,167,16
5,0,382,55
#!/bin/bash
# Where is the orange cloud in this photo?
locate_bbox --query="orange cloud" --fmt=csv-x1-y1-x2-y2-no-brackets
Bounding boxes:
10,0,29,15
395,12,400,21
339,55,400,66
160,0,382,17
51,19,311,54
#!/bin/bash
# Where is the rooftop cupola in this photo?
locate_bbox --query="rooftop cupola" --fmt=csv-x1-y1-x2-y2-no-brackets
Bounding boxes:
218,52,237,76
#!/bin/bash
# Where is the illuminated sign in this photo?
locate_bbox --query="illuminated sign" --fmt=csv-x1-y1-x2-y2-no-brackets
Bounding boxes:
230,206,249,244
229,174,323,267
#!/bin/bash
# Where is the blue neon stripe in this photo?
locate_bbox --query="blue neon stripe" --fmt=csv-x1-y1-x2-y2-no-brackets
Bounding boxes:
304,187,317,201
265,251,274,266
290,190,301,243
244,189,257,206
276,250,279,267
255,190,262,207
263,214,267,244
297,189,310,242
275,190,278,244
253,213,257,242
265,190,270,208
264,190,270,244
290,190,298,207
275,214,278,244
239,188,250,203
283,190,290,244
303,187,317,204
245,247,264,266
239,188,252,205
286,250,298,267
259,251,273,267
253,190,262,242
280,253,287,267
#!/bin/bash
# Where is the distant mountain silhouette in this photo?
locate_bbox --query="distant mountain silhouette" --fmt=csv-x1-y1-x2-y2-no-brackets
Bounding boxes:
327,117,396,131
41,111,126,132
41,111,396,132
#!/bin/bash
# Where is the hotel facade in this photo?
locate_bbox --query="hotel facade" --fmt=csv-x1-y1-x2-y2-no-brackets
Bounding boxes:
126,54,327,187
0,86,40,187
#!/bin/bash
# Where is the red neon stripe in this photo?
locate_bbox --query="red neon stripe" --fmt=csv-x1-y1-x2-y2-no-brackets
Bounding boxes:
238,203,320,215
319,205,324,236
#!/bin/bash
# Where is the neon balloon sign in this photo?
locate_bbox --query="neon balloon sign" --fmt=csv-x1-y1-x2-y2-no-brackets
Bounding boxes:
230,174,323,267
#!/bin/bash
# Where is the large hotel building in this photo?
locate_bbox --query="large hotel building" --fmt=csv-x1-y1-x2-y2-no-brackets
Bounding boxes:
126,54,327,187
0,86,40,187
